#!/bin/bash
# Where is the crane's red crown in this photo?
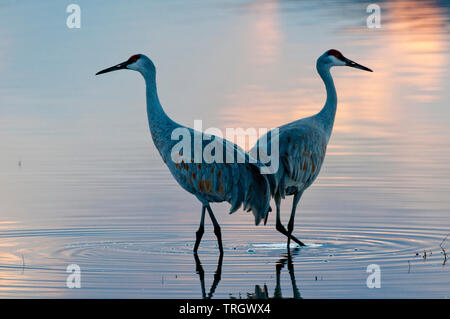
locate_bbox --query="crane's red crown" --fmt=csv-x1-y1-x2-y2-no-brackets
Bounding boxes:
128,54,141,63
327,49,344,61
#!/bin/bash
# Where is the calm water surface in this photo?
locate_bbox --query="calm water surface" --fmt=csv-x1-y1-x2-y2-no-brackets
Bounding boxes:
0,0,449,298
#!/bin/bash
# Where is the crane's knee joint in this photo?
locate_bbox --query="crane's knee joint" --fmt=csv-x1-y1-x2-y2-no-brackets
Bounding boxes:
276,222,286,233
287,222,294,233
196,226,204,236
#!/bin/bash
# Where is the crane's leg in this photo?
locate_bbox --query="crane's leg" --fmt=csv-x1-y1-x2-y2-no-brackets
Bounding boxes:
206,205,224,255
275,193,285,236
275,193,304,247
193,206,206,253
287,191,305,247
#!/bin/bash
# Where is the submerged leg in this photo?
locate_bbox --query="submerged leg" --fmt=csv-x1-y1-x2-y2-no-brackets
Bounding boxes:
207,254,223,299
274,193,305,247
193,253,206,299
193,206,206,253
273,259,283,299
287,191,305,247
206,205,223,254
193,253,224,299
287,252,302,299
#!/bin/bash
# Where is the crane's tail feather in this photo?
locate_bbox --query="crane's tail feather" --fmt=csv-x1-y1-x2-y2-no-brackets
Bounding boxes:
229,187,243,215
225,145,271,225
243,164,271,226
264,206,272,225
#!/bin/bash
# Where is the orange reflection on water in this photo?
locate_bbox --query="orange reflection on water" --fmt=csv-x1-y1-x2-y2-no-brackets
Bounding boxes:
221,0,448,148
384,1,447,103
247,1,282,65
0,241,22,292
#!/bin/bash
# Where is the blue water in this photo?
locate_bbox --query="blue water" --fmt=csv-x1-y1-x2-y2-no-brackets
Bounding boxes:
0,0,449,298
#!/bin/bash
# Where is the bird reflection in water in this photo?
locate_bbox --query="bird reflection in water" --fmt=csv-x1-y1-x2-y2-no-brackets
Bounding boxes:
193,253,223,299
193,249,302,299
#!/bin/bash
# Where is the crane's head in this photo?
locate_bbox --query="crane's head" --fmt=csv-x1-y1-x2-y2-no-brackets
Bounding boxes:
318,49,373,72
96,54,155,76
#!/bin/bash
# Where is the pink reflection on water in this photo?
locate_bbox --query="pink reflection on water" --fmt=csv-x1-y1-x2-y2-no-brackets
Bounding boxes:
221,0,448,150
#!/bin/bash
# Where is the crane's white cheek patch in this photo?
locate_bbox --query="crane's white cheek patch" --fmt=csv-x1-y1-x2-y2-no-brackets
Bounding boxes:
329,55,346,66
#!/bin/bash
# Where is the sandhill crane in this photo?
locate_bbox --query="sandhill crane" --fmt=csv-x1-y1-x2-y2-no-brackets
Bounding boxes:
251,49,372,247
96,54,271,255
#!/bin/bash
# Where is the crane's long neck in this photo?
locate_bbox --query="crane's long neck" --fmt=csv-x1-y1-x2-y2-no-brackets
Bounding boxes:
143,71,167,123
141,66,176,149
316,62,337,138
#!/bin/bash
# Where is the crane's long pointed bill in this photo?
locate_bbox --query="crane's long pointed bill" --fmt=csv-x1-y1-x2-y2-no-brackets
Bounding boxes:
96,62,127,75
344,58,373,72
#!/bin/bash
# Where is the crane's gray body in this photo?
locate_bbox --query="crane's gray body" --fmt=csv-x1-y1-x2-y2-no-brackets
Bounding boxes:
254,116,329,199
151,120,271,224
